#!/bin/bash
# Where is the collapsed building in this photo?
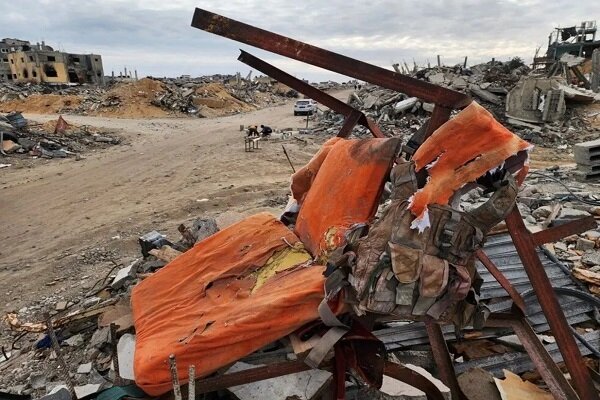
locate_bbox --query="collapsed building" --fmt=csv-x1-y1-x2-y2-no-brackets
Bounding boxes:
0,38,104,85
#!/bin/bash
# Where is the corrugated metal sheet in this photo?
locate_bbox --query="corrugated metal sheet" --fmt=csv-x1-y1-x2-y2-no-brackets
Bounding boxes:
454,331,600,377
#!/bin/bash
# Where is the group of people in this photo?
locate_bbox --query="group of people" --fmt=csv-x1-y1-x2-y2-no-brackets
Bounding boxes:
247,124,272,138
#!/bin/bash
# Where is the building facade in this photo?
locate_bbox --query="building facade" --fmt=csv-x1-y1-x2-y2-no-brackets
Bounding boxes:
0,38,104,85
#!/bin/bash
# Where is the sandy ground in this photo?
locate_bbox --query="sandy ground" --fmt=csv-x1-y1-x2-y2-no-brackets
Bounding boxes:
1,92,351,313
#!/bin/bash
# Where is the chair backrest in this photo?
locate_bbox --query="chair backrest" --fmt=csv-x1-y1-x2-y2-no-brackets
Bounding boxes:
293,137,401,259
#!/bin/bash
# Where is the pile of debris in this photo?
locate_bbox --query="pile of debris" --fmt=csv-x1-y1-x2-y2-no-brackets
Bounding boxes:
314,58,600,148
0,75,302,119
0,218,219,399
1,113,120,162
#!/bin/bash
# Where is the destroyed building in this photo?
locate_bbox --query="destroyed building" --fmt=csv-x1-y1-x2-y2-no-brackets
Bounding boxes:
0,38,104,85
534,20,600,69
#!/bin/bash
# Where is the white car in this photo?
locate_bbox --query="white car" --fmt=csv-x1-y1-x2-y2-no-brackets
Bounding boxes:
294,99,317,116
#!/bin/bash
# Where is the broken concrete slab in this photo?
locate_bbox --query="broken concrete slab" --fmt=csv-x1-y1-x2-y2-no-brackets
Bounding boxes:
576,238,596,251
110,261,137,290
428,73,445,85
574,138,600,166
77,362,93,374
55,301,68,312
227,361,331,400
90,326,110,349
29,372,46,389
469,85,502,105
41,387,71,400
63,334,84,347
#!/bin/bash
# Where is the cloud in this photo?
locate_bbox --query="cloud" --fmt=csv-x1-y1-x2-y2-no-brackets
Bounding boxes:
0,0,596,81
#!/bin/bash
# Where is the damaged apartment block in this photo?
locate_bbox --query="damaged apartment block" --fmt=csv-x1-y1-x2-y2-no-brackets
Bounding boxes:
0,38,103,85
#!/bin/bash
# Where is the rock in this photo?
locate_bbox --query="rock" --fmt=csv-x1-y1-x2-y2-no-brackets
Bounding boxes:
77,363,92,374
582,251,600,267
90,327,110,349
554,242,568,252
422,102,434,113
41,387,71,400
74,384,101,399
110,262,136,289
517,202,531,216
557,207,591,222
117,334,136,380
525,215,537,224
584,230,600,241
394,97,419,113
576,238,596,251
532,205,553,219
429,73,445,85
29,372,46,389
55,301,68,311
7,385,25,394
190,217,219,242
458,368,501,400
64,334,84,347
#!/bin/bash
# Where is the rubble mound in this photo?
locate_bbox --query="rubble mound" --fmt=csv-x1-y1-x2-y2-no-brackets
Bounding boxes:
191,82,256,117
0,75,301,119
91,78,170,118
0,94,83,114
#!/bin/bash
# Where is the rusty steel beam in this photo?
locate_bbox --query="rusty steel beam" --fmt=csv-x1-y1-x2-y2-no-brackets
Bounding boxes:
487,313,578,400
193,360,316,394
532,216,597,246
505,208,599,400
337,110,364,138
424,105,453,138
476,249,526,313
237,50,384,138
424,319,468,400
191,9,471,109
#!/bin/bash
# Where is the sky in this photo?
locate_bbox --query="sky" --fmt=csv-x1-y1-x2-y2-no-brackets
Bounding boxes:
0,0,597,82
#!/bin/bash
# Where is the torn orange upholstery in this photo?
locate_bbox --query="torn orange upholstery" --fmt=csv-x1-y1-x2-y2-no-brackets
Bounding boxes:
291,136,342,206
294,137,401,259
409,102,531,228
131,213,340,395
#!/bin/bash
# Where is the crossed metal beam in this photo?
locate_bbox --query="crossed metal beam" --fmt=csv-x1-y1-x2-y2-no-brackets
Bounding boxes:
190,8,599,400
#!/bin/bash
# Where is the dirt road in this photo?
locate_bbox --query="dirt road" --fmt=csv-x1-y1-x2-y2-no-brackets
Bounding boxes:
0,94,349,313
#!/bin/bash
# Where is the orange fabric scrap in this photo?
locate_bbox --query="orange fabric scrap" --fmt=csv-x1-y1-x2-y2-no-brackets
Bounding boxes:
409,102,531,230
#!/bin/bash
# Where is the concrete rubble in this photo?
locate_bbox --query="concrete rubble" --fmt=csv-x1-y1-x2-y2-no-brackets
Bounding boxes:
0,112,121,164
314,58,600,151
0,74,311,118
